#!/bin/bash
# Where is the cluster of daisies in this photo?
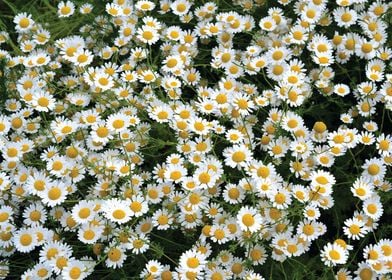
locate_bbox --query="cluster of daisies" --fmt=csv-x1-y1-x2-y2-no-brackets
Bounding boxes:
0,0,391,279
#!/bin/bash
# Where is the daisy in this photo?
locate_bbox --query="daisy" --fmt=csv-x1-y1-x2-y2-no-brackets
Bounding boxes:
58,1,75,18
312,51,334,66
135,0,156,12
90,122,113,143
102,198,132,224
68,93,91,108
128,234,149,254
171,0,191,16
179,249,207,272
376,134,392,156
247,245,267,265
310,170,336,190
31,91,56,112
358,131,376,146
146,184,164,204
268,187,292,209
0,115,10,135
0,205,13,224
363,121,378,132
334,83,350,97
25,171,51,195
210,224,231,244
291,184,309,203
356,39,377,60
13,228,38,253
165,25,183,41
245,272,265,280
46,155,70,177
351,177,374,200
30,262,52,279
362,158,386,181
303,204,321,221
128,195,149,217
343,217,368,240
335,8,357,28
340,113,353,124
105,3,122,17
162,55,184,73
320,243,348,266
223,184,245,204
363,196,383,220
135,218,154,235
259,16,277,31
181,190,206,210
290,25,308,44
77,224,104,245
164,164,187,183
224,144,252,169
282,112,304,133
363,244,383,265
237,206,263,233
301,5,322,24
354,262,377,280
1,142,23,162
297,220,325,241
232,93,255,116
93,72,114,91
79,3,93,14
144,260,163,277
188,117,211,136
53,118,79,137
40,180,68,207
105,244,127,269
368,74,384,89
71,200,96,224
22,203,47,226
137,26,160,45
378,239,392,261
70,49,93,67
106,112,130,132
152,209,173,230
61,260,88,280
282,71,305,88
225,129,244,144
315,149,335,168
139,71,159,86
13,13,35,32
268,137,289,159
267,47,291,64
38,240,71,263
32,52,51,67
214,48,235,67
357,99,376,117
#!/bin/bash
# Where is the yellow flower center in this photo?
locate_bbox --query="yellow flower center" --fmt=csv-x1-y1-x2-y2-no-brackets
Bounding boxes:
329,249,341,260
79,208,90,219
69,267,81,279
341,13,352,22
20,234,32,246
61,6,72,15
367,164,380,175
48,187,62,200
108,248,122,261
187,257,199,268
349,224,360,235
130,201,142,212
232,151,246,163
242,213,255,227
113,209,126,219
83,229,95,240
